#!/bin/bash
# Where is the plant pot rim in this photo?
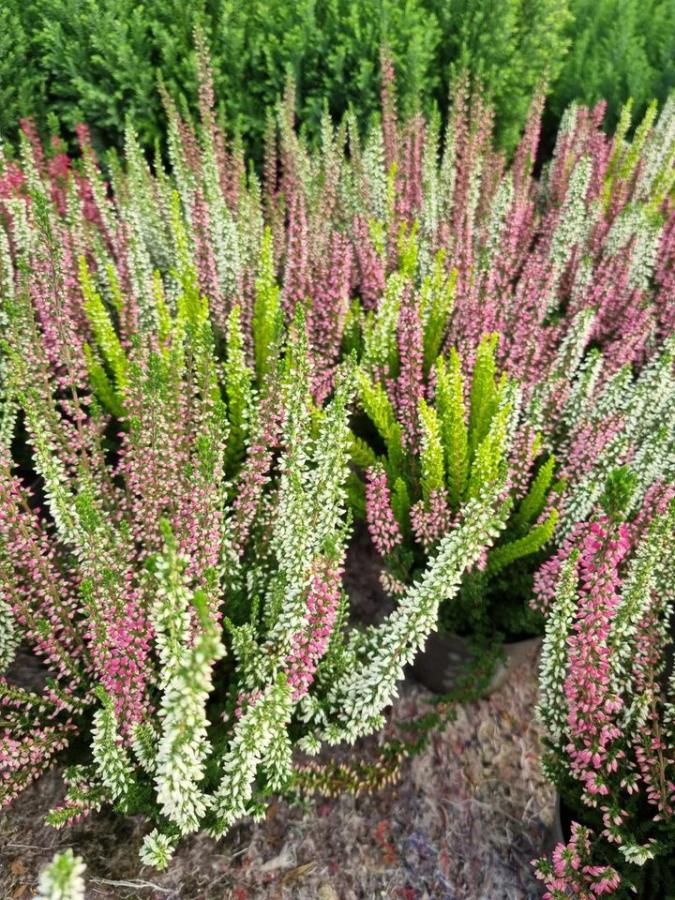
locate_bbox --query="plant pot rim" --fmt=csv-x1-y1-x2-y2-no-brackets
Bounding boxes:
412,629,542,696
553,791,565,846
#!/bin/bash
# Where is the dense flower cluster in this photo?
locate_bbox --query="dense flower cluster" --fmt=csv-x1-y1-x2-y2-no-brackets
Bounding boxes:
0,53,673,877
535,494,675,897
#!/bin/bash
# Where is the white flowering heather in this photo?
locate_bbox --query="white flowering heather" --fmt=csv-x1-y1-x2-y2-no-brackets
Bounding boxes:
131,722,158,775
139,828,177,871
90,693,135,806
321,488,508,744
558,340,675,534
210,677,293,836
37,850,86,900
0,596,18,672
546,155,593,302
150,527,197,688
151,542,226,834
536,552,579,745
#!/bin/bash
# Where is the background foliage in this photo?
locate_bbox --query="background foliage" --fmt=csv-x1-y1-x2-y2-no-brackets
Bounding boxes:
550,0,675,126
0,0,672,157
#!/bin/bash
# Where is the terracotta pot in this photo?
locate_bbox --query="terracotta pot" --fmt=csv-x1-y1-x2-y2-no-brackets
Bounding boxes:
411,630,542,696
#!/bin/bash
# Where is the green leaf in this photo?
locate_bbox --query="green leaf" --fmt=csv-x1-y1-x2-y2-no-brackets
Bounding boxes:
512,454,556,530
418,398,445,503
253,227,283,381
83,344,125,420
356,368,404,473
486,509,559,576
80,257,129,393
422,256,456,374
349,434,380,469
391,477,411,532
224,305,254,467
435,351,469,508
468,332,499,461
466,395,511,501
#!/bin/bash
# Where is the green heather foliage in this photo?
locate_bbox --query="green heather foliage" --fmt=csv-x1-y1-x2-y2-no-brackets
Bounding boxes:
4,0,672,154
428,0,573,150
356,331,561,639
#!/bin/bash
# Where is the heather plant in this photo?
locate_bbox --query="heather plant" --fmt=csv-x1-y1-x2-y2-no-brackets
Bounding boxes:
533,477,675,898
262,66,675,404
353,325,561,640
0,75,520,863
0,229,363,864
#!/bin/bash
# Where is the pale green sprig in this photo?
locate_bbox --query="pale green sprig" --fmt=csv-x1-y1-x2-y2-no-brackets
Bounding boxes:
210,678,293,837
536,552,579,743
321,488,507,744
139,829,177,871
37,849,86,900
91,692,134,805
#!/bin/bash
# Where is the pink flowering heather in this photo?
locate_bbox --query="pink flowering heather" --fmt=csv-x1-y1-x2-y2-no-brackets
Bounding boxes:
393,291,425,450
410,489,453,553
365,466,403,557
563,520,631,798
308,230,353,403
351,215,386,311
535,491,675,896
284,564,343,701
534,822,621,899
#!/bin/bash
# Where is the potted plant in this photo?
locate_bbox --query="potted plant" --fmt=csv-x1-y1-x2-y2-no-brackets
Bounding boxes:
533,470,675,898
350,324,561,693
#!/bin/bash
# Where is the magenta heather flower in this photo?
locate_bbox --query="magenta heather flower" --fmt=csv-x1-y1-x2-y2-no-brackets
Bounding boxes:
410,489,452,553
284,564,343,701
309,230,353,403
282,192,309,315
351,216,385,311
365,466,403,558
394,292,425,450
534,822,621,899
230,390,284,555
563,520,631,800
